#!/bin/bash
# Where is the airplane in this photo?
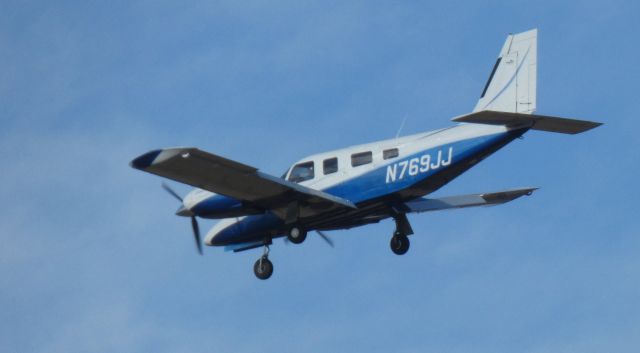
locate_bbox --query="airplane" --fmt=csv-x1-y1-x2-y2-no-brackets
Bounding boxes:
131,29,601,280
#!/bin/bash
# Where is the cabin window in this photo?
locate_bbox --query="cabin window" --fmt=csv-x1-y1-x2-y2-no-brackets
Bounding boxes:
351,151,372,167
323,157,338,175
288,161,315,183
383,148,399,160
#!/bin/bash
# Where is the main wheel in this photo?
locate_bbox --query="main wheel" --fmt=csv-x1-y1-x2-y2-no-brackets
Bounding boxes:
253,256,274,280
390,233,410,255
287,226,307,244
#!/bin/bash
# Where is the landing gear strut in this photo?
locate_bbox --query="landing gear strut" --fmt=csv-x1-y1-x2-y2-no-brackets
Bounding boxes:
390,213,413,255
253,244,274,280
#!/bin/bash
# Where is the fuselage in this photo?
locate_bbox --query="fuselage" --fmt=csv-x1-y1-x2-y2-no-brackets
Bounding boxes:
179,123,528,248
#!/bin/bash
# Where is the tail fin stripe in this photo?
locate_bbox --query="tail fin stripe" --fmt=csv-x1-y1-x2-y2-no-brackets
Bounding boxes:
481,58,502,98
481,47,531,111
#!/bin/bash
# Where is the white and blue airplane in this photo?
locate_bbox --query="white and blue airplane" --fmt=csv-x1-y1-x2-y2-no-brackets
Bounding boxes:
131,29,601,279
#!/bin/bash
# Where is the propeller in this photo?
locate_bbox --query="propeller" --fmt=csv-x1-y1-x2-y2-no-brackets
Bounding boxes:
316,230,334,248
161,182,183,202
161,183,203,255
190,215,203,255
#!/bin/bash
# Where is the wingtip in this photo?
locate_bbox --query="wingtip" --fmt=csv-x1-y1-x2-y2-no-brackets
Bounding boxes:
573,121,603,134
130,149,162,170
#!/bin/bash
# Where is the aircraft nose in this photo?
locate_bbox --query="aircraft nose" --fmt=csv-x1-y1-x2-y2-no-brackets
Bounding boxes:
175,204,194,217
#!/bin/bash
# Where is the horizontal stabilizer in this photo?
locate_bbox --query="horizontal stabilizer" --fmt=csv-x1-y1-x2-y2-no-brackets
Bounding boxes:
404,187,537,213
453,110,602,134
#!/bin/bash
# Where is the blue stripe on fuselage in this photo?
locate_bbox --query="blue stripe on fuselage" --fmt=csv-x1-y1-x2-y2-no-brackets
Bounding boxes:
207,129,521,245
323,131,512,203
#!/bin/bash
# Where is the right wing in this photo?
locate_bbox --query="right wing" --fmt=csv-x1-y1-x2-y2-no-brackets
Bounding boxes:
403,187,538,213
131,147,356,220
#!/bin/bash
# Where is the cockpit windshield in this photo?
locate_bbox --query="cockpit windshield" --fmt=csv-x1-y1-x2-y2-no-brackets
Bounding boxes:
288,161,314,183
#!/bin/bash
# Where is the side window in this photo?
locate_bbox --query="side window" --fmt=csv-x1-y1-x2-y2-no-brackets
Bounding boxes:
383,148,399,160
288,161,315,183
351,151,372,167
323,157,338,175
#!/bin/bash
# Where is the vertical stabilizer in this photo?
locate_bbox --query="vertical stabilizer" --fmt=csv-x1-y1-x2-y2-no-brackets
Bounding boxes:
473,29,537,114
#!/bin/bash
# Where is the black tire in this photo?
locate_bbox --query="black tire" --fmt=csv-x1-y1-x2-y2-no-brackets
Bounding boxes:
287,226,307,244
253,257,274,280
390,233,410,255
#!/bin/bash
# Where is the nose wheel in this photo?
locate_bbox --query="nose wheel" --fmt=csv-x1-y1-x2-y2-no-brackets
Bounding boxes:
253,244,274,280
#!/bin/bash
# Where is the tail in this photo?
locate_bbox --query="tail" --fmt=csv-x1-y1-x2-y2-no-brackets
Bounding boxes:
474,29,537,114
458,29,602,134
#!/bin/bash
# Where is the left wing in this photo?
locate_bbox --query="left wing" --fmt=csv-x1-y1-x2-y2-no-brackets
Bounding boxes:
403,187,537,213
131,147,356,219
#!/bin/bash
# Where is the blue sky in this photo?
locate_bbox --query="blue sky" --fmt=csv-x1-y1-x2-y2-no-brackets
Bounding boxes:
2,1,639,352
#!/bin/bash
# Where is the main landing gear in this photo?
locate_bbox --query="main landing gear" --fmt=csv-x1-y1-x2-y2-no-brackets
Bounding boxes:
390,213,414,256
390,232,410,255
253,226,306,280
253,244,273,280
252,213,414,278
286,225,307,244
284,202,306,244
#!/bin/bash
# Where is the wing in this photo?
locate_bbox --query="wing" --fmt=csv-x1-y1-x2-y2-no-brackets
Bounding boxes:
131,147,356,220
403,187,537,213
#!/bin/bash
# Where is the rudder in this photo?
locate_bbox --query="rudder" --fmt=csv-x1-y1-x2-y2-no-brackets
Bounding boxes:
474,29,537,114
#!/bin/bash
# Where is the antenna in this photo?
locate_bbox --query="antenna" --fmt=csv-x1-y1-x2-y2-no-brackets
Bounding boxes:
395,114,408,139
